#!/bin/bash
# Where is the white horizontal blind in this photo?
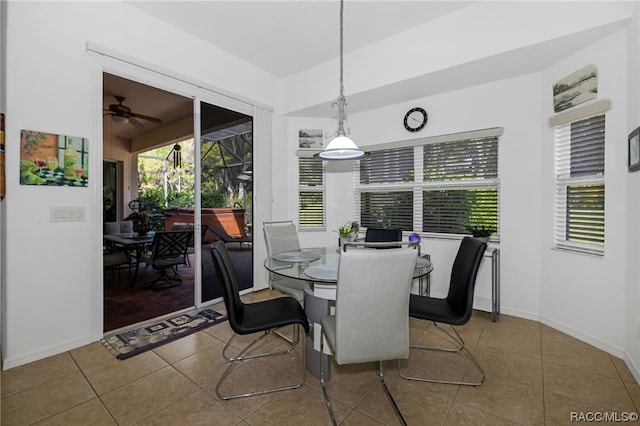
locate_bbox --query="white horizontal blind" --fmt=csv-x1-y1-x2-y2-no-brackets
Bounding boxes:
356,148,414,229
554,114,605,254
422,137,499,235
298,158,325,230
354,134,500,237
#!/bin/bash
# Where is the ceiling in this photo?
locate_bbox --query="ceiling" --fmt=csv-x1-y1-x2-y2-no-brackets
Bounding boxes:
127,1,476,78
108,1,476,141
108,1,627,140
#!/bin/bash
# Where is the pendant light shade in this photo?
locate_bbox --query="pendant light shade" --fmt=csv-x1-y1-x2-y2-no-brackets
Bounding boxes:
319,134,367,160
316,0,368,161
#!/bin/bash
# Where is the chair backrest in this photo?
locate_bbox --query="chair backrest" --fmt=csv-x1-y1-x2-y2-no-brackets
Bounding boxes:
446,237,488,323
148,230,192,266
263,221,300,255
364,228,402,248
210,240,244,334
333,247,417,364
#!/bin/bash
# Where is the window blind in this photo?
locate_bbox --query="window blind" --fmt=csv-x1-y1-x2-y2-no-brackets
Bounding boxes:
298,158,325,229
354,133,499,238
554,114,605,254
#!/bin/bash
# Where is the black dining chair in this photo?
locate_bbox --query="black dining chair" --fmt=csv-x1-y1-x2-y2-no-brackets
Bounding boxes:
398,236,487,386
210,240,310,400
364,227,402,248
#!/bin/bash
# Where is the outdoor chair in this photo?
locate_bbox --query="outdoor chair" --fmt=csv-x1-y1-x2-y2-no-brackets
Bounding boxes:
141,230,192,289
210,240,310,400
209,225,252,251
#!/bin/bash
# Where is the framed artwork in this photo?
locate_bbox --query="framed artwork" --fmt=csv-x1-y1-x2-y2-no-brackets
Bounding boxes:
298,129,323,150
20,130,89,187
629,127,640,172
553,64,597,113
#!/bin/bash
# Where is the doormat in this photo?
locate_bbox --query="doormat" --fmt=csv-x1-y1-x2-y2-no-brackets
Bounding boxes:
102,308,227,360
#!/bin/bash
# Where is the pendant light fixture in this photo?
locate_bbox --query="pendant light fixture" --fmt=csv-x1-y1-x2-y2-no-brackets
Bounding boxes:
316,0,368,160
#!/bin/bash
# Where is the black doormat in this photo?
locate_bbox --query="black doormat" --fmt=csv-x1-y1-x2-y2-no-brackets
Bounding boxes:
102,308,227,360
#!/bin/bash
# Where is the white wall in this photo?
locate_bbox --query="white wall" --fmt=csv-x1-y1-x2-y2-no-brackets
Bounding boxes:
625,4,640,380
281,26,637,365
540,29,629,357
284,73,543,319
2,1,281,369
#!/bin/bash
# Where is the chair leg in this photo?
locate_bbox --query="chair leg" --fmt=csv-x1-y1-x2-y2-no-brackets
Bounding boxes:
216,324,306,400
378,361,408,426
398,321,485,386
143,265,182,289
320,333,408,426
320,332,338,426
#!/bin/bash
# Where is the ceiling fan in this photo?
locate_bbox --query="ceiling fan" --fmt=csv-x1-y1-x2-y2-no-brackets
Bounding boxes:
104,95,162,127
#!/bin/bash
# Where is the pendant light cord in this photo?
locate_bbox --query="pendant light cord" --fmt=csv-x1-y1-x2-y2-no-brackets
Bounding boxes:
335,0,347,136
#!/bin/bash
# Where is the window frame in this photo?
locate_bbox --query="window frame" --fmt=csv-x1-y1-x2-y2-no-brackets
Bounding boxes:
553,112,606,255
297,156,326,231
354,128,502,240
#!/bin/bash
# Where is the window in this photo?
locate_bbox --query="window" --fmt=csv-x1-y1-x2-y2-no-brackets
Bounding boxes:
354,129,500,238
554,114,605,254
298,157,325,230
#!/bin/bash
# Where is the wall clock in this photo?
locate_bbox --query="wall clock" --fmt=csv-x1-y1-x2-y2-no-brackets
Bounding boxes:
403,107,428,132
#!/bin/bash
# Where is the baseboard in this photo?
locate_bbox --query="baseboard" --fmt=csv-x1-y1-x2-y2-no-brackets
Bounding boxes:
539,314,625,359
624,351,640,384
2,334,93,370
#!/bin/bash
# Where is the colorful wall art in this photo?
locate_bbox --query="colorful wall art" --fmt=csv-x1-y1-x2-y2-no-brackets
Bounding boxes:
20,130,88,187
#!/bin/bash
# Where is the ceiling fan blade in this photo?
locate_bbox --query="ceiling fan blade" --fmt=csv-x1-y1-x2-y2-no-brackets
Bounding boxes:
129,112,162,124
128,117,144,127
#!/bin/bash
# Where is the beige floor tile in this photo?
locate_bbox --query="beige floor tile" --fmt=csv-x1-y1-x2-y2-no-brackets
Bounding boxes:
541,338,619,379
134,389,242,426
4,289,639,426
443,401,520,425
1,352,80,398
543,361,636,412
543,390,618,425
100,366,199,426
355,374,452,426
308,360,379,408
152,329,221,364
485,314,540,338
69,341,117,371
474,345,543,388
83,350,169,395
173,346,228,388
624,380,640,411
612,356,639,383
342,409,385,425
246,383,347,426
455,373,544,425
477,326,542,360
2,371,96,426
33,397,116,426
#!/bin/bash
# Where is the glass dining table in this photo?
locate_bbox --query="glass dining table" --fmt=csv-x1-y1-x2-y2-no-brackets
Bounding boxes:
264,246,433,379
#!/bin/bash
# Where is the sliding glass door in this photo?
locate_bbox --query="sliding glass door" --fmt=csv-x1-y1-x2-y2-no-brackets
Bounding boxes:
198,101,253,303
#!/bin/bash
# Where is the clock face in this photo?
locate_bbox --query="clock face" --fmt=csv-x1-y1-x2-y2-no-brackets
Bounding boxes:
404,107,428,132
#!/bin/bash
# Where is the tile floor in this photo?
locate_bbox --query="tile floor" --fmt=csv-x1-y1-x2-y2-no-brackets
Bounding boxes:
2,289,640,425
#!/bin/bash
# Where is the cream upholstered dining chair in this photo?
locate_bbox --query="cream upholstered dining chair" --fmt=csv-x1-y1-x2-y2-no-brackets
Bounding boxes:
398,236,487,386
262,220,311,301
319,245,418,426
